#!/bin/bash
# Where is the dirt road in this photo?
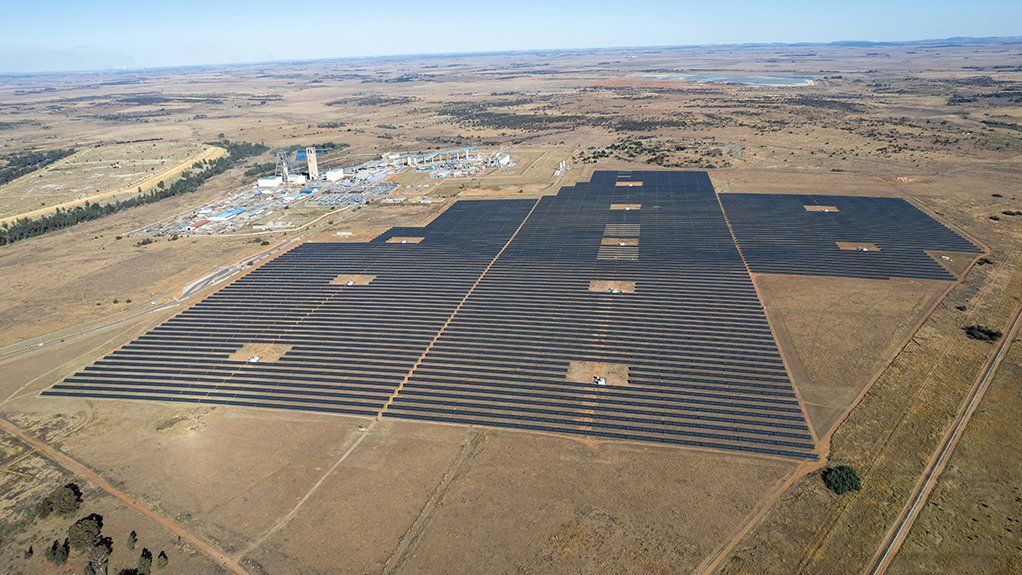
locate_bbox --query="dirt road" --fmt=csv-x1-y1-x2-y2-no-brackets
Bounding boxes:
0,418,251,575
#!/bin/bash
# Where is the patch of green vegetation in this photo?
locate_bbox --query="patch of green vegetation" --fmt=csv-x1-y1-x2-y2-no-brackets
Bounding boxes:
243,162,275,177
35,482,83,519
822,465,861,495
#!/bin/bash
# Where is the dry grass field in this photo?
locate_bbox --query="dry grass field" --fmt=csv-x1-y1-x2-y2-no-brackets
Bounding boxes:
0,141,216,221
0,39,1020,574
887,330,1022,575
756,274,948,436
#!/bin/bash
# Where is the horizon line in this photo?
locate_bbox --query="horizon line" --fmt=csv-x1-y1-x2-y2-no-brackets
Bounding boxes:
2,34,1020,78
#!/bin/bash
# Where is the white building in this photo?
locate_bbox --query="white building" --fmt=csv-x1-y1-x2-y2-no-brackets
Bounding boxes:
257,176,283,188
325,168,345,182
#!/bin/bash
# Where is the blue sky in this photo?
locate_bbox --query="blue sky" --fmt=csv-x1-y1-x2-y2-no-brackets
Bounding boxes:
0,0,1019,73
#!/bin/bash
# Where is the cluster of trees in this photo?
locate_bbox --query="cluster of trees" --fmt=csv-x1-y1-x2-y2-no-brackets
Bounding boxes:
35,482,83,519
0,147,75,186
964,325,1003,343
822,465,861,495
35,493,171,574
0,140,267,247
244,162,276,177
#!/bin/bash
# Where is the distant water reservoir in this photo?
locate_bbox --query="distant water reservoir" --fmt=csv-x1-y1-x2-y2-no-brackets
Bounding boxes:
641,74,816,87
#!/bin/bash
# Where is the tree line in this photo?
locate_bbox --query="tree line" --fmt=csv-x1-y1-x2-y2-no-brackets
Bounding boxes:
0,147,76,186
0,140,266,247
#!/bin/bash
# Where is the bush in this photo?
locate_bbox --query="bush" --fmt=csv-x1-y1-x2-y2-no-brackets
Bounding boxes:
128,529,137,550
45,538,69,565
977,257,994,266
68,513,104,551
139,547,153,575
823,465,861,495
35,482,83,518
964,325,1003,342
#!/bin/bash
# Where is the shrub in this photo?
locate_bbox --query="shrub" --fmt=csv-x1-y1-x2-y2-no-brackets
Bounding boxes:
964,325,1002,342
128,529,137,550
36,482,83,518
44,538,69,565
977,257,994,266
68,513,103,551
139,547,153,575
823,465,861,495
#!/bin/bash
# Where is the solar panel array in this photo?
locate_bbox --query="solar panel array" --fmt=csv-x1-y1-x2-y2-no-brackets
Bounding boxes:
720,193,981,280
73,171,1005,459
45,200,536,416
387,171,816,459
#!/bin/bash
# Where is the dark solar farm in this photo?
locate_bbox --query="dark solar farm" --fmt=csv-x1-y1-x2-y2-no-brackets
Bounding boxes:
720,193,982,280
44,171,981,461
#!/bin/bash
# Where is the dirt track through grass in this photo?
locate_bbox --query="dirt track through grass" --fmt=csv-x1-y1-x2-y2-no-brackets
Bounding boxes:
0,417,251,575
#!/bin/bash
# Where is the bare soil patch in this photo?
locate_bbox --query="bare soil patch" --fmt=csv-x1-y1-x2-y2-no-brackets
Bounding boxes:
600,237,638,246
566,360,630,386
587,280,636,294
804,205,839,212
227,343,294,363
329,273,376,286
836,241,880,251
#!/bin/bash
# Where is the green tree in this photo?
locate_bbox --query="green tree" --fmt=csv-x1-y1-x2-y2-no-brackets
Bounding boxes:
35,482,83,519
45,538,69,565
822,465,861,495
127,530,137,551
87,537,113,575
156,550,168,569
68,514,104,551
51,483,83,516
138,547,153,575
